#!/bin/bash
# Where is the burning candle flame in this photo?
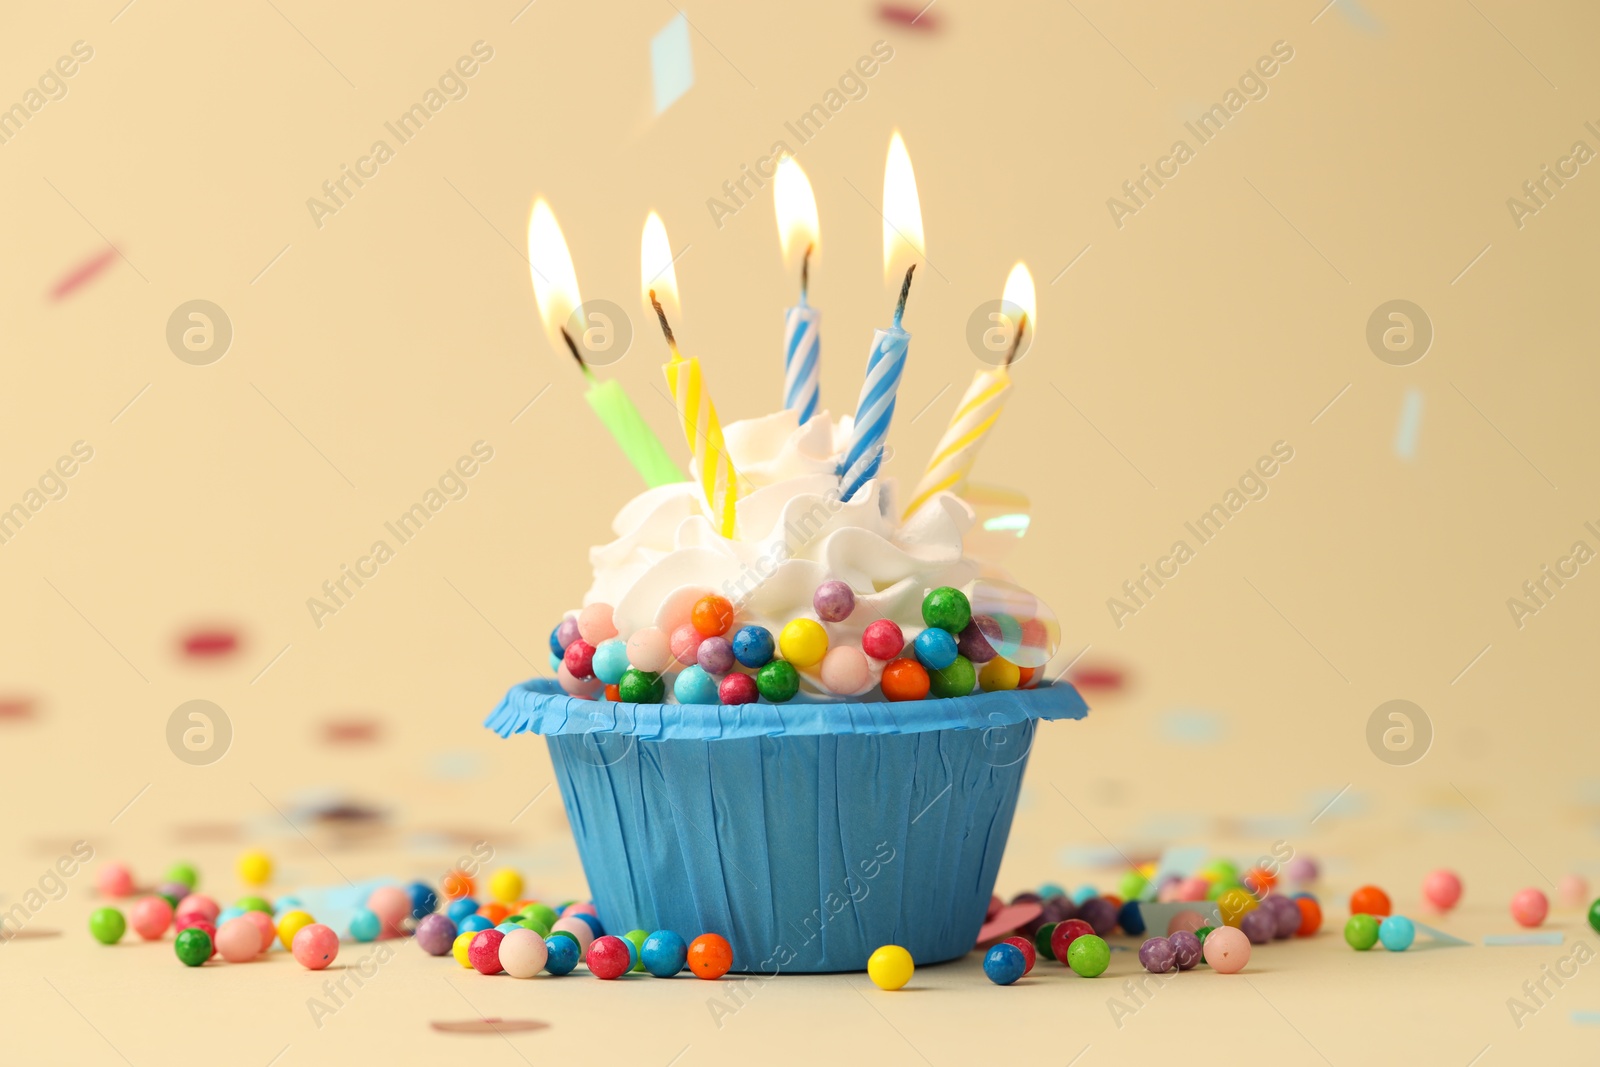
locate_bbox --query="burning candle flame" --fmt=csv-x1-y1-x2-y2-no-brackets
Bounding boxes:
527,199,582,345
640,211,680,321
1002,262,1036,352
774,156,819,266
882,130,925,280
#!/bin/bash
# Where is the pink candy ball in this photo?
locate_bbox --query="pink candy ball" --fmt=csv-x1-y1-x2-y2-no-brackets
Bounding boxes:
1178,877,1210,902
558,661,603,698
670,624,704,666
367,886,411,936
563,638,597,679
498,929,549,978
577,603,618,644
130,896,173,940
469,929,506,975
1201,925,1251,973
562,901,598,918
292,923,340,970
656,587,708,633
627,626,673,673
1167,910,1205,936
243,909,277,953
1422,869,1462,912
1560,874,1589,909
820,646,870,695
217,916,264,963
1511,888,1549,928
97,863,134,898
551,915,594,954
174,894,219,924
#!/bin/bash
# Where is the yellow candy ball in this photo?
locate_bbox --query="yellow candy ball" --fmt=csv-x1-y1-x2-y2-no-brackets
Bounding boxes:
979,657,1021,692
452,930,476,968
488,868,524,905
1217,888,1258,928
277,909,315,950
867,944,915,990
236,849,272,887
779,619,828,668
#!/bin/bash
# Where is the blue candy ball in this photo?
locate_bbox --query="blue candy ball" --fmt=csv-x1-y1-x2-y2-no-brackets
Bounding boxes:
624,937,640,971
349,908,381,943
641,929,688,977
458,914,492,934
593,639,631,685
274,896,303,916
983,943,1027,985
731,625,775,668
1117,900,1146,936
570,912,604,937
674,665,720,704
549,652,562,672
912,628,959,671
216,906,246,927
407,882,438,920
544,935,580,975
1072,885,1099,905
1039,883,1067,900
496,921,523,935
548,625,565,658
1378,914,1415,952
446,897,480,923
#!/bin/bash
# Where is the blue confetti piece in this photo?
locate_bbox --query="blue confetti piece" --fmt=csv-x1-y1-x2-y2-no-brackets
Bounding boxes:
1158,708,1225,745
1412,922,1471,946
1486,932,1564,946
651,13,694,114
1395,386,1423,460
1573,1010,1600,1026
1334,0,1384,34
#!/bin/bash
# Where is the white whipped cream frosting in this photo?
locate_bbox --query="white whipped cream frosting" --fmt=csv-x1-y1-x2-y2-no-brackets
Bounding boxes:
582,409,981,695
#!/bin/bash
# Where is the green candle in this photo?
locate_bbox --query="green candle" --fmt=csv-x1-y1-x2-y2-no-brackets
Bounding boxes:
563,328,685,488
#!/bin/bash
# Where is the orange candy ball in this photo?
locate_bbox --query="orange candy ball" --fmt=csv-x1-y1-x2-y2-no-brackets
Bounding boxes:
687,933,733,980
441,869,476,900
479,902,511,924
881,658,930,702
604,683,621,701
691,595,735,637
1295,896,1322,936
1348,885,1391,918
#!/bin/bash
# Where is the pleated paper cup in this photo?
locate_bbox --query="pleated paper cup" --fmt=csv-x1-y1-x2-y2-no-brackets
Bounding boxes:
485,679,1087,973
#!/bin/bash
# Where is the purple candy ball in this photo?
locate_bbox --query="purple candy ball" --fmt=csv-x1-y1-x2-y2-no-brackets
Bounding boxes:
157,880,190,903
1267,895,1300,939
1168,929,1202,970
957,615,1001,664
813,581,855,622
1040,896,1077,925
1079,897,1118,936
1284,856,1318,885
1239,909,1275,945
555,615,581,652
1138,936,1176,974
414,913,458,956
696,636,734,675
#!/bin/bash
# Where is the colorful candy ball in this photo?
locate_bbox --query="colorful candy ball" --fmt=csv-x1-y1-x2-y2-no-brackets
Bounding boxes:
922,586,972,633
778,619,828,668
813,581,856,622
978,657,1021,692
1559,874,1588,909
349,908,381,943
927,655,976,698
175,894,219,924
756,660,800,702
983,943,1027,985
499,929,549,978
407,882,438,920
563,639,597,680
1066,934,1110,977
554,615,581,652
131,896,173,940
468,929,506,975
1169,929,1203,970
957,616,1000,664
97,863,134,899
592,639,631,685
1117,900,1146,937
545,934,580,975
1265,895,1301,939
696,635,735,676
1050,919,1094,965
912,627,959,671
415,914,458,956
1378,915,1415,951
174,927,212,967
691,595,734,637
1422,869,1462,912
1239,909,1275,945
641,930,688,977
1004,935,1038,973
670,623,705,666
820,646,870,695
1139,936,1176,974
861,619,905,661
674,665,720,704
1511,888,1549,928
88,907,126,945
718,673,758,705
687,933,733,979
277,909,316,950
488,869,523,905
236,850,272,887
731,625,775,668
627,626,673,673
243,910,277,953
452,931,476,968
622,929,648,972
367,886,411,935
1167,910,1205,936
1078,897,1118,936
1349,885,1391,918
1203,926,1251,973
165,862,199,891
577,603,618,644
1344,914,1380,950
880,658,930,702
867,945,915,990
1295,895,1323,937
291,923,339,970
618,668,666,703
217,916,263,962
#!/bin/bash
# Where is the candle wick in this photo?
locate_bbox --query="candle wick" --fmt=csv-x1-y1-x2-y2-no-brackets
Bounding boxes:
560,326,595,380
892,263,915,329
1004,312,1027,369
649,289,681,359
801,244,812,303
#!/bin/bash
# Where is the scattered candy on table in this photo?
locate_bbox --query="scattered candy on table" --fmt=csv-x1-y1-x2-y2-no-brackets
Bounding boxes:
349,908,381,943
1345,914,1380,951
216,917,263,962
1000,936,1036,974
131,897,173,940
277,910,315,950
97,863,134,899
1510,888,1548,928
867,945,915,990
1378,915,1415,951
1202,926,1251,973
469,929,506,975
292,924,340,970
174,927,212,967
88,907,125,945
1422,869,1462,912
687,933,733,980
1349,885,1391,918
1139,936,1176,974
500,929,550,978
983,942,1027,985
1066,934,1109,977
642,930,688,977
236,850,273,887
415,914,458,956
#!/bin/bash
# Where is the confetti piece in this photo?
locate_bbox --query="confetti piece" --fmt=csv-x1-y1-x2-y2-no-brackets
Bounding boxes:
878,3,941,30
1412,922,1470,946
429,750,484,780
49,245,119,301
323,717,382,744
1157,708,1225,745
1395,386,1423,460
181,628,240,658
975,901,1042,944
650,13,694,114
1333,0,1384,34
0,696,38,721
1572,1011,1600,1026
431,1019,550,1035
1485,932,1564,946
1068,664,1125,691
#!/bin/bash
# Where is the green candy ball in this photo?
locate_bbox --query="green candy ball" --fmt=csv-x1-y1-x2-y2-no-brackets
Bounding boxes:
520,903,558,929
1206,879,1240,902
1033,921,1059,962
1118,870,1150,901
927,655,976,698
921,586,972,633
88,907,126,945
1066,933,1110,977
624,929,649,972
165,862,198,890
617,668,665,703
1194,925,1215,946
547,929,580,948
235,896,272,915
1199,859,1238,883
1589,898,1600,935
1344,914,1380,951
756,660,800,702
174,927,212,966
516,917,550,936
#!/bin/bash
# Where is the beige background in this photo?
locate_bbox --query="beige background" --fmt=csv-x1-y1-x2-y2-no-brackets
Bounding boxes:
2,0,1598,1062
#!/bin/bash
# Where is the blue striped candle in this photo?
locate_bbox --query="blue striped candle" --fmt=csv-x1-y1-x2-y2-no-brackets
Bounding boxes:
838,266,914,502
783,302,820,425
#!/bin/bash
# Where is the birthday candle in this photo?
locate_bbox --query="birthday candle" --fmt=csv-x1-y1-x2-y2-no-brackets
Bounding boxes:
775,157,821,424
902,263,1035,519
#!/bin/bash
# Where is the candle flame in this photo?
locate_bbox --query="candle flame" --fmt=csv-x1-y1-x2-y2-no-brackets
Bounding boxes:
640,211,680,322
528,198,582,345
774,156,819,265
1002,261,1036,343
882,130,925,280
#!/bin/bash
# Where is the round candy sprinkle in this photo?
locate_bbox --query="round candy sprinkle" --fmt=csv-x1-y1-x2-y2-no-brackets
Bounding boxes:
623,929,649,972
756,660,800,702
349,908,381,943
731,625,775,668
642,930,688,977
691,595,735,637
1344,914,1380,950
217,916,262,962
697,635,735,675
563,639,597,680
1285,856,1319,884
820,646,870,695
674,665,719,704
236,850,272,887
618,668,665,703
407,882,438,919
1295,896,1323,936
592,639,631,685
957,616,1000,664
880,658,929,702
88,907,126,945
867,944,915,990
1066,934,1110,977
1003,935,1037,973
778,619,828,668
577,603,617,644
1050,918,1093,963
277,910,315,950
415,914,458,956
627,626,673,673
1203,926,1251,973
131,897,173,940
174,927,212,967
292,923,339,970
97,862,134,899
545,934,580,975
927,655,976,698
1511,888,1549,928
814,581,856,622
458,915,492,934
469,929,506,974
687,933,733,979
912,628,958,671
488,869,523,905
718,673,758,705
670,624,705,666
978,657,1021,692
166,862,199,891
1139,936,1176,974
1378,915,1415,951
1169,929,1203,970
861,619,905,661
446,898,479,924
499,929,549,978
452,931,476,968
1117,900,1146,937
983,943,1026,985
922,586,971,633
1239,909,1274,945
1349,885,1391,918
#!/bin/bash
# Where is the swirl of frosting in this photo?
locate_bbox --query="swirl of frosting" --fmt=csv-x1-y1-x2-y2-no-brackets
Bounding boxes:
582,409,982,696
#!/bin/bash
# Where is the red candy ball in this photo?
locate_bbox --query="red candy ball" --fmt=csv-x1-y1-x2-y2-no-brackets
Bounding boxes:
468,929,506,975
1000,935,1036,974
692,595,735,637
586,935,633,980
718,673,758,705
1050,918,1094,964
861,619,905,661
880,658,929,702
563,639,597,680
